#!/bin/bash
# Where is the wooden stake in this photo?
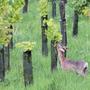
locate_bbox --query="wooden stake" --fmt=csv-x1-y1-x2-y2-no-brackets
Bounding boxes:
52,0,56,18
59,0,67,57
41,15,48,56
4,44,10,71
73,10,79,36
9,25,13,49
23,50,33,86
23,0,28,13
51,40,57,71
0,47,5,81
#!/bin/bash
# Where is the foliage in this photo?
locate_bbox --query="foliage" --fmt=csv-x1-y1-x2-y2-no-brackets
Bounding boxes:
39,0,48,16
46,19,62,43
82,6,90,16
16,41,36,52
0,0,24,23
8,0,24,23
69,0,90,15
0,22,12,45
0,0,24,45
1,1,90,90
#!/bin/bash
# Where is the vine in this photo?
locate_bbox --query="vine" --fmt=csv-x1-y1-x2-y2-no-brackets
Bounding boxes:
16,41,35,52
69,0,90,15
46,19,62,44
39,0,48,17
0,0,24,45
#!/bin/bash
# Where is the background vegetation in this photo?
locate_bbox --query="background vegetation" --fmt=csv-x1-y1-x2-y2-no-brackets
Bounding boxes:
0,0,90,90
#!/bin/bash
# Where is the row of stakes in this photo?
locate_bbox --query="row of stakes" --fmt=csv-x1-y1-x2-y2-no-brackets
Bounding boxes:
0,44,33,86
0,38,57,87
0,25,33,86
0,0,58,86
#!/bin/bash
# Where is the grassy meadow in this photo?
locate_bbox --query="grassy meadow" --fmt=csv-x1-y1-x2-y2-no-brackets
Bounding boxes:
0,0,90,90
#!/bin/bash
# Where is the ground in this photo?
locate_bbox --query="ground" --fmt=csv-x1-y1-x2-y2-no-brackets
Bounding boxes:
0,0,90,90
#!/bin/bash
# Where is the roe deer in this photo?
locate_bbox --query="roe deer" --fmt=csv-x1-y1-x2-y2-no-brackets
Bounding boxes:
57,44,88,76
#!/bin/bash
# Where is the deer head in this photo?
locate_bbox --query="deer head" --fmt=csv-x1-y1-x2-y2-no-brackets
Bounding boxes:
57,43,67,53
57,43,68,62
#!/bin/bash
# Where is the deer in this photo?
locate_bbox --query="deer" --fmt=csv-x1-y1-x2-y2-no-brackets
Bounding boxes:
57,43,88,77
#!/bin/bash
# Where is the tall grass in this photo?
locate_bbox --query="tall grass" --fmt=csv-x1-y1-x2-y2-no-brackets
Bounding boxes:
0,0,90,90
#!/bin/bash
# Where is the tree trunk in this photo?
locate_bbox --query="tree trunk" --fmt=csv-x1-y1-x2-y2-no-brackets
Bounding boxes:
52,0,56,18
59,0,67,57
23,50,33,86
41,15,48,56
51,40,57,71
23,0,28,13
4,45,10,71
0,47,5,81
73,10,79,36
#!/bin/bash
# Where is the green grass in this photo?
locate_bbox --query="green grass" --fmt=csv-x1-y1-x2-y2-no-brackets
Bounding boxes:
0,0,90,90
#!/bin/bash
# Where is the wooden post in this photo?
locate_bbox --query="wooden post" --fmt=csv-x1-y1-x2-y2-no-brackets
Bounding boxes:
41,15,48,56
9,25,13,49
64,0,67,3
23,0,28,13
59,0,67,57
73,10,79,36
4,44,10,71
23,50,33,86
0,47,5,81
51,40,57,71
52,0,56,18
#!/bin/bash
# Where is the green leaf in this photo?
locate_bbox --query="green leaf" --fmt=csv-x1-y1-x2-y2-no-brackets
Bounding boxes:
46,19,62,43
16,41,36,52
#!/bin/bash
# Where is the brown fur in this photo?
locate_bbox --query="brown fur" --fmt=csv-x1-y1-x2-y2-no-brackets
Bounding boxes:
57,44,88,76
